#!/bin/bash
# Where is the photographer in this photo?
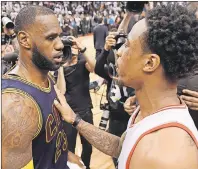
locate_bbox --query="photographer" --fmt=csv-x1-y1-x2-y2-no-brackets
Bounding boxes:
55,36,96,169
1,16,19,74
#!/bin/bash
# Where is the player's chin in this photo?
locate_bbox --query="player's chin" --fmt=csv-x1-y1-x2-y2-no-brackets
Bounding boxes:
117,76,125,86
50,63,61,71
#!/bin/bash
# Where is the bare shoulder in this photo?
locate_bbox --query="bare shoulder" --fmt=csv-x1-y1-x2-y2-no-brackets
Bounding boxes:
130,127,198,169
2,91,41,169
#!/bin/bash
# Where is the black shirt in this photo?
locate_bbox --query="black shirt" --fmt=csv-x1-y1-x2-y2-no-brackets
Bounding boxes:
178,71,198,129
95,49,132,122
93,24,108,50
55,54,92,114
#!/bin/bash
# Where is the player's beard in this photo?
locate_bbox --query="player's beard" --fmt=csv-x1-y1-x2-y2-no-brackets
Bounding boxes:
32,45,60,71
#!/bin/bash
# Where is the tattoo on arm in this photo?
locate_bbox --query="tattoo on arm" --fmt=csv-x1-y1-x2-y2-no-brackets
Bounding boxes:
2,92,40,169
77,120,121,158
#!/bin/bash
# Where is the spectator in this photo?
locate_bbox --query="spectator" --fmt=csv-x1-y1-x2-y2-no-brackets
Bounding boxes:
55,36,96,169
93,17,108,58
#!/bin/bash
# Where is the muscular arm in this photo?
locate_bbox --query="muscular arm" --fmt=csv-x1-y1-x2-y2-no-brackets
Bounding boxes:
77,120,121,158
94,49,112,81
54,86,123,158
70,36,96,72
2,92,40,169
129,127,198,169
118,12,133,33
82,48,96,73
56,66,66,94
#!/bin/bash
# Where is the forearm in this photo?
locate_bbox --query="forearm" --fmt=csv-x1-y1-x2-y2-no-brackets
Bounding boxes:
83,49,96,72
93,33,96,47
76,120,121,158
95,49,111,80
56,67,66,94
118,13,133,33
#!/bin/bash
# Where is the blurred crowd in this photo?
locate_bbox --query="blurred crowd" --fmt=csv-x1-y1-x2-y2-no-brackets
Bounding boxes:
2,1,129,37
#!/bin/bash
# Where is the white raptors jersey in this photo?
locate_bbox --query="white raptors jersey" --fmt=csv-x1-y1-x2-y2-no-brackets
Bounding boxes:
118,104,198,169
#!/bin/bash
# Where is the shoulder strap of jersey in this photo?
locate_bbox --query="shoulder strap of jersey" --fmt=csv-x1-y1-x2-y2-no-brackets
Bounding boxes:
48,72,56,84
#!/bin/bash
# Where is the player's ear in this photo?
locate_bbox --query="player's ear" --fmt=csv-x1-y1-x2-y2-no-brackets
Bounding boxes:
17,31,32,49
143,54,160,73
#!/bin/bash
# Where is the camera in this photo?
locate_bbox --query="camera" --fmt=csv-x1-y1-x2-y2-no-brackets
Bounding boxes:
61,36,74,47
114,32,127,41
61,36,75,63
126,1,148,13
100,103,109,110
2,17,14,29
112,32,127,50
99,103,110,131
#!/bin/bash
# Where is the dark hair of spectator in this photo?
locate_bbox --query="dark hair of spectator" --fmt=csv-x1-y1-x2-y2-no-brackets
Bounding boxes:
145,3,198,81
94,16,98,23
98,17,103,24
14,5,54,34
104,18,108,25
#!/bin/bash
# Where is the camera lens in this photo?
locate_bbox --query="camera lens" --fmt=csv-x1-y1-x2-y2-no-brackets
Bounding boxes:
61,36,73,46
6,22,14,29
62,45,72,63
126,1,147,13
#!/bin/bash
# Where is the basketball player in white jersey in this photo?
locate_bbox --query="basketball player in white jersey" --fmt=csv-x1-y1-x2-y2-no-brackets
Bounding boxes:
54,3,198,169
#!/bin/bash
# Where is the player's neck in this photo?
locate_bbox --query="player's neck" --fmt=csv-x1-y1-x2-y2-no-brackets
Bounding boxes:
136,82,180,118
15,59,49,88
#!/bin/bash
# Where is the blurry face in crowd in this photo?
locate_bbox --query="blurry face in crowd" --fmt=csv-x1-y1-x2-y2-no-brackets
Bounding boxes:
117,19,160,89
27,15,64,71
195,10,198,18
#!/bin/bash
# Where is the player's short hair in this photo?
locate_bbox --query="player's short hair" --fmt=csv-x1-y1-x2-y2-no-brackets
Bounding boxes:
14,5,54,34
145,3,198,81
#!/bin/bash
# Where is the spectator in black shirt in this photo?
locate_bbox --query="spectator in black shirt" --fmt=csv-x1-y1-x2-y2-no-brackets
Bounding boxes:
93,17,108,58
55,36,96,169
